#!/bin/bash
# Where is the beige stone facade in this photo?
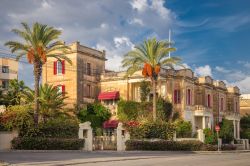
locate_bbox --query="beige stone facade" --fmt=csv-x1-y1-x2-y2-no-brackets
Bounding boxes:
100,68,241,138
0,57,18,90
240,94,250,116
42,41,106,107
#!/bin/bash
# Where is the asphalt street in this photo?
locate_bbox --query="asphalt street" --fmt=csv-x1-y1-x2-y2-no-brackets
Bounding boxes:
0,151,249,166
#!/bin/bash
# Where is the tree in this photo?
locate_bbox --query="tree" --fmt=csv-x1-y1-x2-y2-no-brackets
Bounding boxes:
240,114,250,139
5,79,28,105
122,38,182,121
219,119,234,143
139,80,151,102
5,22,72,127
77,103,111,129
22,84,67,122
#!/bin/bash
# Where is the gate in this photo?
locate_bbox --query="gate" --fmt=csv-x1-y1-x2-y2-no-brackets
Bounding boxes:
93,135,117,150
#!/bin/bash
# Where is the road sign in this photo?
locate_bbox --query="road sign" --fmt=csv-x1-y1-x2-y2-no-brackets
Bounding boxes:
215,125,220,132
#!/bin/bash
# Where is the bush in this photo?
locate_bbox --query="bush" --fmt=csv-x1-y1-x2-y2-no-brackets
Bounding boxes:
0,105,34,132
219,119,234,143
125,140,217,151
77,103,111,129
12,137,84,150
126,121,175,140
175,120,192,138
203,128,217,145
117,100,140,121
241,114,250,140
156,97,173,121
20,116,79,138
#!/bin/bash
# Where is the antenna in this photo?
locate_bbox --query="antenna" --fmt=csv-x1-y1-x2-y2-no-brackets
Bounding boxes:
168,29,171,58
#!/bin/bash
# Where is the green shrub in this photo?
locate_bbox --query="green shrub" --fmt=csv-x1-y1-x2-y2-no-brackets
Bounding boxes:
0,105,34,132
125,140,217,151
126,121,175,140
241,114,250,139
139,81,151,102
77,103,111,129
156,97,173,121
203,128,217,145
175,119,192,138
12,137,84,150
19,115,79,138
219,119,234,143
117,100,140,121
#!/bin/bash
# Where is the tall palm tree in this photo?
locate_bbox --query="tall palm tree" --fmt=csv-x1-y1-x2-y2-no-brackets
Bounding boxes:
5,22,72,127
122,38,182,121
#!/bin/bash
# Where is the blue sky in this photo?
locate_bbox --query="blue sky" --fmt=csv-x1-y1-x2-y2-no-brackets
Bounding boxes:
0,0,250,93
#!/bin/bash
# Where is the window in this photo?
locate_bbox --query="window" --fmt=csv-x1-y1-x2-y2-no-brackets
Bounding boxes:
2,80,9,89
54,60,65,75
2,66,9,73
174,89,181,104
186,89,191,105
57,85,65,95
87,84,91,97
87,63,91,75
57,61,62,74
235,101,238,112
207,94,211,107
220,98,224,111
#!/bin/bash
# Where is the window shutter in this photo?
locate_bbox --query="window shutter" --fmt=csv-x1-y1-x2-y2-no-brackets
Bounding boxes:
54,61,57,75
62,60,65,74
62,85,65,95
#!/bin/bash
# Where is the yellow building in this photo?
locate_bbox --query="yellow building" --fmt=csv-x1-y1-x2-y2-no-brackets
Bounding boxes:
0,57,18,90
42,41,106,107
240,94,250,116
100,69,241,139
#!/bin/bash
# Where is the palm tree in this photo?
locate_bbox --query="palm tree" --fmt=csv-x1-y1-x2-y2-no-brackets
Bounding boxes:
22,84,67,122
5,22,72,126
122,38,182,121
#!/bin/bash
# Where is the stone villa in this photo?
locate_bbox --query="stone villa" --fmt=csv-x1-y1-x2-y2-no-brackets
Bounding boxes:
42,42,241,139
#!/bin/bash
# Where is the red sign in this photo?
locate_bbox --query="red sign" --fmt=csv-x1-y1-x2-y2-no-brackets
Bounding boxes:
215,125,220,132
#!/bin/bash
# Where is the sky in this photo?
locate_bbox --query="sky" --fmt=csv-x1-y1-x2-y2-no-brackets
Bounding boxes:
0,0,250,93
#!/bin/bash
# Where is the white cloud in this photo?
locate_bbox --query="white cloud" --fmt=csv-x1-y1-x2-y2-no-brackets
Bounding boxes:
129,18,144,26
194,65,212,77
41,0,51,9
238,61,250,69
114,36,134,49
130,0,148,12
151,0,171,19
231,76,250,94
215,66,230,73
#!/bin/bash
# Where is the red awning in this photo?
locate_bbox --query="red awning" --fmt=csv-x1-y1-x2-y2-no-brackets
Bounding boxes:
103,120,119,128
98,91,119,100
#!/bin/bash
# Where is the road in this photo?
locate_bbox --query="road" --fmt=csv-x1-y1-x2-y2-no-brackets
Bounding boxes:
0,151,249,166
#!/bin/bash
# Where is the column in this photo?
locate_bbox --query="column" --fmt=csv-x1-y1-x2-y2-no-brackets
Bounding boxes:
233,120,236,139
202,116,206,129
237,121,240,139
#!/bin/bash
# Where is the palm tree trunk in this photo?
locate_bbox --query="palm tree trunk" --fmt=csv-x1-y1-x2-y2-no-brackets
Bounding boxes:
152,79,156,121
33,62,41,127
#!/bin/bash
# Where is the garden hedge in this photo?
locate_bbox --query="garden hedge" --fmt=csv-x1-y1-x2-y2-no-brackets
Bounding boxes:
12,137,84,150
125,140,217,151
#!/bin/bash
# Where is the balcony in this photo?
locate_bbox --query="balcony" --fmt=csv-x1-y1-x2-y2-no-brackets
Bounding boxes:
224,111,241,121
194,105,212,117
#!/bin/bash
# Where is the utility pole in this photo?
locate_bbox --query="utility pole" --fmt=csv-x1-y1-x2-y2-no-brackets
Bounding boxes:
168,29,171,58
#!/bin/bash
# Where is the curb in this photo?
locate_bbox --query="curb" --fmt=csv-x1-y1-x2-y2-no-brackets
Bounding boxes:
0,150,249,153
